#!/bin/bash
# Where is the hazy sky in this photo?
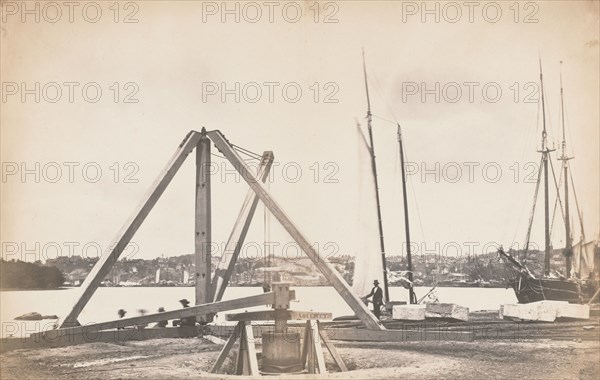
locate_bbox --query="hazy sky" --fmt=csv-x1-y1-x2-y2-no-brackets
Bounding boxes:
1,1,599,266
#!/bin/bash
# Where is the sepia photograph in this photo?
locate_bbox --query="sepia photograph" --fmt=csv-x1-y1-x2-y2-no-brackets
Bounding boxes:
1,1,599,379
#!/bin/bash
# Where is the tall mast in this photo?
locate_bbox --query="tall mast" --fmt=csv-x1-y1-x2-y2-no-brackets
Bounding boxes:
398,124,416,304
557,61,573,277
362,49,390,304
538,58,553,276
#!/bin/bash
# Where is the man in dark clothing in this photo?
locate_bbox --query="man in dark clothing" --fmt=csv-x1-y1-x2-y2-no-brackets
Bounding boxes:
174,299,196,327
364,280,383,320
156,307,168,328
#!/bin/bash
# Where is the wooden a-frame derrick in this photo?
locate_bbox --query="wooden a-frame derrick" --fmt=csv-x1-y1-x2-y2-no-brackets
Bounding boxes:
55,129,383,331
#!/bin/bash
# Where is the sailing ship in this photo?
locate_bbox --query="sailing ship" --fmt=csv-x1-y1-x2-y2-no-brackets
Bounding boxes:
498,61,599,304
354,50,417,308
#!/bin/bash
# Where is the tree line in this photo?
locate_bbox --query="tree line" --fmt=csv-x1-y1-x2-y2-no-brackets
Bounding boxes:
0,259,65,289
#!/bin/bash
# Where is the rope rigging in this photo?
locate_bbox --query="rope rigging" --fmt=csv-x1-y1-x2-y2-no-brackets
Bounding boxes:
523,155,544,262
263,166,272,287
548,156,567,242
568,168,587,245
549,165,564,238
232,144,262,160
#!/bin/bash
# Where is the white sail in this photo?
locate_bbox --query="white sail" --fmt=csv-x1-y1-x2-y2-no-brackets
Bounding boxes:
183,269,189,284
572,239,598,279
155,268,160,283
352,124,385,297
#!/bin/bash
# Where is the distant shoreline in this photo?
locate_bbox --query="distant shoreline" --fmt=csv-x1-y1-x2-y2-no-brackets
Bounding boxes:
0,284,505,291
0,287,67,292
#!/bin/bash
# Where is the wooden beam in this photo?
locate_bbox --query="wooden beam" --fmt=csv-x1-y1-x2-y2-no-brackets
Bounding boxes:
318,321,348,371
43,292,275,339
206,130,384,330
235,322,246,375
323,327,474,342
301,320,310,369
211,322,242,373
304,320,315,373
211,151,274,302
195,135,212,306
57,132,203,328
243,321,260,375
310,320,326,374
226,310,332,321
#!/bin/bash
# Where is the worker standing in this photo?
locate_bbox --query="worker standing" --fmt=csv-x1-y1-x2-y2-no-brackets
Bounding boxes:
364,280,383,320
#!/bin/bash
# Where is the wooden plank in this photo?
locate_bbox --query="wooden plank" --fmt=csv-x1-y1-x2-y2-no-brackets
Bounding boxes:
243,322,260,375
211,152,274,302
42,292,275,339
195,136,212,306
306,322,315,374
1,327,198,353
57,131,203,328
235,322,246,375
206,130,384,331
310,320,326,374
211,322,242,373
226,310,332,322
318,321,347,371
301,320,310,369
323,327,473,342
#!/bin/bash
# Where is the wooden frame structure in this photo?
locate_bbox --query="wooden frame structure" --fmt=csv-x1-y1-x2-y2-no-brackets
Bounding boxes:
211,283,345,376
54,129,383,331
210,318,347,375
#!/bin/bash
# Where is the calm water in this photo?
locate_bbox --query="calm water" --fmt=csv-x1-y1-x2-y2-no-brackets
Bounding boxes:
0,286,517,338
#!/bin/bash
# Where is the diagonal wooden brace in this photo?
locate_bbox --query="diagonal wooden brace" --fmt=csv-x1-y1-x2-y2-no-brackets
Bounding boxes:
57,131,203,328
206,130,384,330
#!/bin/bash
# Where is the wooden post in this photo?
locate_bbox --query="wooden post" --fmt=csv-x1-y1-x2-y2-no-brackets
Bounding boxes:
57,131,203,328
211,321,243,374
301,320,310,369
196,134,212,307
243,321,259,375
211,152,274,302
235,323,247,375
310,320,326,374
206,130,384,330
318,320,347,371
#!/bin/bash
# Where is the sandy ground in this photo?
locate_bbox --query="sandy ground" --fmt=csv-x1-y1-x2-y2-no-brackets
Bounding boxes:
1,335,598,380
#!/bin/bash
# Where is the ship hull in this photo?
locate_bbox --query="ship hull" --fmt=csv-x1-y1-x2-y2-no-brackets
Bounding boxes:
509,274,582,304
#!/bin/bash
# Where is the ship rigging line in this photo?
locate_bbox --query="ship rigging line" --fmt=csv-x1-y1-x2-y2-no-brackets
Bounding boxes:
369,66,427,243
512,90,543,247
549,170,564,239
369,115,427,243
569,168,587,244
548,157,567,240
523,155,544,259
372,114,397,125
